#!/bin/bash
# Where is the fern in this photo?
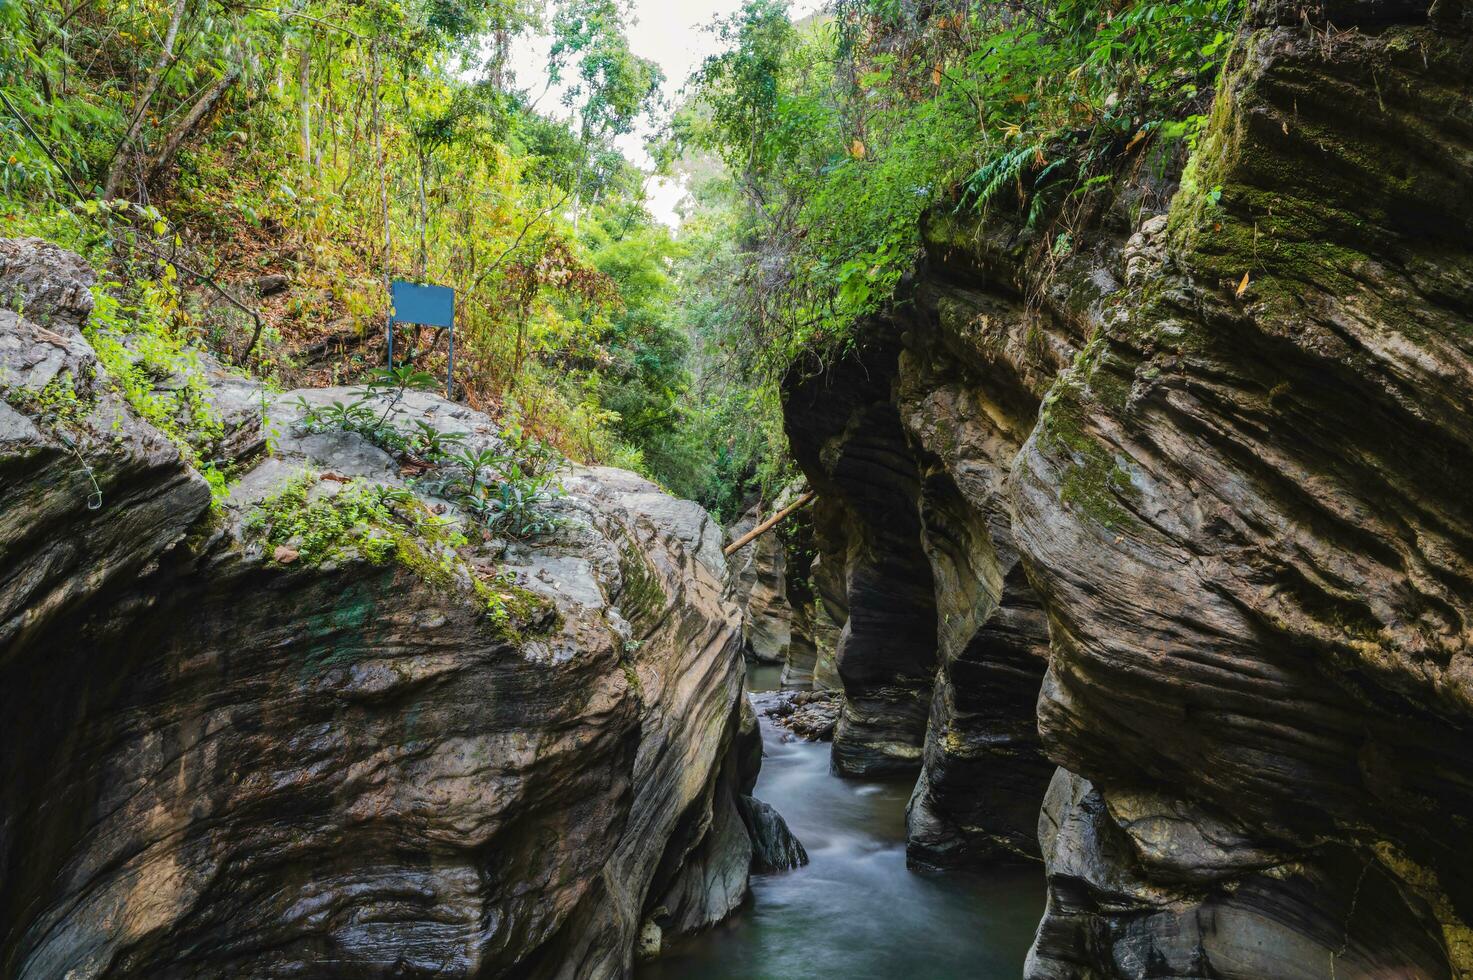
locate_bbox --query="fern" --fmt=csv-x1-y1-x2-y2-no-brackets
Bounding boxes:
959,144,1045,215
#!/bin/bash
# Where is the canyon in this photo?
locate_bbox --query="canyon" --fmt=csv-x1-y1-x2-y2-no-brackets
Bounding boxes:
2,0,1471,977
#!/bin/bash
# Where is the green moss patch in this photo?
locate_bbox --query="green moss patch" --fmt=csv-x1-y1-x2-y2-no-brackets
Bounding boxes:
1035,340,1143,531
618,541,667,634
243,471,558,638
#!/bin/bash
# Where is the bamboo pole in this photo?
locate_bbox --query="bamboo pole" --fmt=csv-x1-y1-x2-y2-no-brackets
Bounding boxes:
723,492,815,557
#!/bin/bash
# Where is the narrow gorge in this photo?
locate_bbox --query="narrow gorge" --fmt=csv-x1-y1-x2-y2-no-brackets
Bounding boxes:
1,0,1471,977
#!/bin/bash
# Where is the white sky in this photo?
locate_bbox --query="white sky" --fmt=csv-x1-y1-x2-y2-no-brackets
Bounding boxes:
508,0,823,227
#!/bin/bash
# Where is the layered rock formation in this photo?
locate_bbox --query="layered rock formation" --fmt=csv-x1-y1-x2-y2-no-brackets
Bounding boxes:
786,346,943,777
784,0,1473,972
726,501,794,666
1018,2,1473,973
784,266,1058,852
727,492,826,688
0,239,786,978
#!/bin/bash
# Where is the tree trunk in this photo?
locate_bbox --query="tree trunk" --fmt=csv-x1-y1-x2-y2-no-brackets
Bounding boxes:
417,146,428,279
372,47,392,365
298,38,312,170
104,0,188,199
723,493,815,556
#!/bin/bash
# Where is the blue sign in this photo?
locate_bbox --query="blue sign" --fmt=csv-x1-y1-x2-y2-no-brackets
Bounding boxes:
390,281,454,328
386,280,457,398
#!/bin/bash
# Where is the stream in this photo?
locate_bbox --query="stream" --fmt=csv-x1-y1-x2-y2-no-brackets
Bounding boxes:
638,665,1044,980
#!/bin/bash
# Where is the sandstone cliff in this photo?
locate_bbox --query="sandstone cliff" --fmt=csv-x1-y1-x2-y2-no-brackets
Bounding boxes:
783,0,1473,972
0,239,778,978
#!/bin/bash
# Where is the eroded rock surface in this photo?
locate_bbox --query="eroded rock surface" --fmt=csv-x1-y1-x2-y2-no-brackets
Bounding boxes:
1013,3,1473,972
782,0,1473,973
761,689,841,742
0,239,786,979
727,501,793,666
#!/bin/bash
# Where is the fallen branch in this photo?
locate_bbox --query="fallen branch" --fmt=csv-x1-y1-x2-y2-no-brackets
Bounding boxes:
128,235,267,363
723,492,815,557
145,64,240,181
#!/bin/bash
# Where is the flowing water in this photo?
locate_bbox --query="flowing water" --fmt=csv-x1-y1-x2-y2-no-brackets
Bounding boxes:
638,665,1044,980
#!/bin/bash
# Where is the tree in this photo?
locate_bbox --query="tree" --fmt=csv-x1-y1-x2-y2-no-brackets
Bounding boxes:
547,0,663,229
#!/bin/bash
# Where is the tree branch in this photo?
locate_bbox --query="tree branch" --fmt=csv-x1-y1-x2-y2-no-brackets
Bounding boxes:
145,65,239,181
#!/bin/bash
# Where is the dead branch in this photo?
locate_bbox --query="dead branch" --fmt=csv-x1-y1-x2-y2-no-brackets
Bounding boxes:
724,493,815,557
145,65,240,181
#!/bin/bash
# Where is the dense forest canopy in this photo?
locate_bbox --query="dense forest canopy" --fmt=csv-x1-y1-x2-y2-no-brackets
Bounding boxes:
0,0,1238,519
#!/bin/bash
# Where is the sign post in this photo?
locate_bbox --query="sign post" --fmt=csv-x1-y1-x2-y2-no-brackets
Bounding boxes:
388,281,456,398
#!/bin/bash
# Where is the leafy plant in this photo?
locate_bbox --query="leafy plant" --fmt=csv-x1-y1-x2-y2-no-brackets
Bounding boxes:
83,268,231,500
446,446,508,496
462,474,564,539
364,365,440,426
294,397,376,433
407,419,466,461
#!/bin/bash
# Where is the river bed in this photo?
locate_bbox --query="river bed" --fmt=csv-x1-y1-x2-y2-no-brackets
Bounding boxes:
638,665,1044,979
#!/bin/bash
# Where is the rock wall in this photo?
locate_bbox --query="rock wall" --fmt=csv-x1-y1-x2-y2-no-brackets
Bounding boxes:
727,491,826,688
786,341,942,777
1018,1,1473,973
727,501,794,666
0,239,783,979
784,0,1473,971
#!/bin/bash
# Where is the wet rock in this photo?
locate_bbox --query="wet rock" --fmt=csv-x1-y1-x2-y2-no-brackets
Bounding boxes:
0,239,210,658
737,795,808,873
0,237,96,327
635,919,662,962
780,0,1473,969
761,689,841,742
805,504,848,692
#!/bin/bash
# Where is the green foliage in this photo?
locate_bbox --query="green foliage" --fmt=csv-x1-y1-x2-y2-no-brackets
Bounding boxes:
0,0,1240,527
1,370,94,429
242,472,432,566
241,469,560,632
408,418,466,459
550,0,665,148
84,262,229,498
422,422,566,539
242,469,520,624
0,0,692,490
292,382,567,540
681,0,1241,366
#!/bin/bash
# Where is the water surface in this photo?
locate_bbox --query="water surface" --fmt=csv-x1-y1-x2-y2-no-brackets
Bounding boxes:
639,668,1043,980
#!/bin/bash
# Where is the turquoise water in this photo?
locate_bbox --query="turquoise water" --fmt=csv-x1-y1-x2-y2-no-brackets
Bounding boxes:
638,669,1044,980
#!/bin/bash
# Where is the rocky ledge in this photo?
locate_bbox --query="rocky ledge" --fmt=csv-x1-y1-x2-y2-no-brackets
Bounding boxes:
0,238,795,979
